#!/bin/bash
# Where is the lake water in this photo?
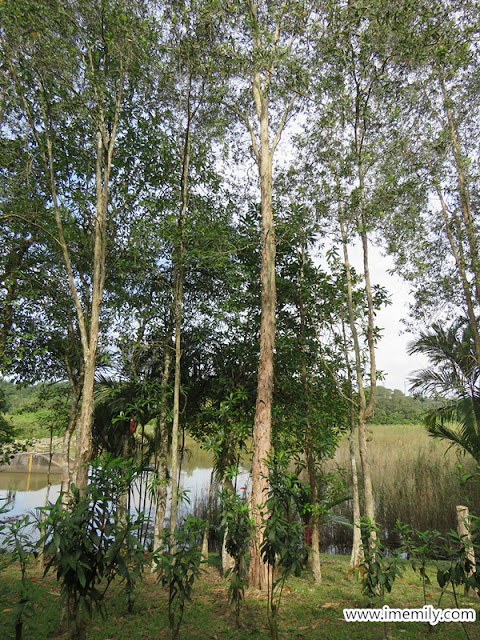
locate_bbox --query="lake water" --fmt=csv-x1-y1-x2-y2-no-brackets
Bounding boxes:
0,446,353,556
0,440,250,537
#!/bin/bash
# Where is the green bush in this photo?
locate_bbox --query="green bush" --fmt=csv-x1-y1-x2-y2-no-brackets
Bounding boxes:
40,455,147,640
220,467,252,626
260,453,307,640
154,515,205,640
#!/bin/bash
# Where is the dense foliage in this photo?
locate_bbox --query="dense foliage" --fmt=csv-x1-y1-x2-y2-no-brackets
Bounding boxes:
370,387,440,425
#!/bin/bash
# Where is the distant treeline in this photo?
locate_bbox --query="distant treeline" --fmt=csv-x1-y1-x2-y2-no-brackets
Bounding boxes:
1,380,68,418
370,386,438,425
2,381,436,427
1,380,42,413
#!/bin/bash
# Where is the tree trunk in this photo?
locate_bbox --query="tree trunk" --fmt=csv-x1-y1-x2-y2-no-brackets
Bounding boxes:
340,318,363,569
169,73,191,546
152,326,173,566
456,505,475,595
340,216,376,544
74,131,109,492
433,179,480,365
60,417,74,499
153,425,169,560
242,2,296,590
357,415,374,522
169,268,183,543
201,469,215,562
222,529,235,576
248,100,275,590
9,39,128,491
344,92,377,539
222,477,236,576
299,247,321,583
305,423,321,583
45,127,110,492
349,420,363,568
420,72,480,365
61,380,82,500
438,69,480,308
39,55,124,491
74,353,97,489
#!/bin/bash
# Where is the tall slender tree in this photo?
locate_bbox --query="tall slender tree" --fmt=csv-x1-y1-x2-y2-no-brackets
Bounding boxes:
381,0,480,358
218,0,320,590
0,0,155,489
297,0,404,555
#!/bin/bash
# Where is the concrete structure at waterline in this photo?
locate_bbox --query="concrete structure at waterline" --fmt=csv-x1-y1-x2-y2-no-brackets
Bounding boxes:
1,452,64,473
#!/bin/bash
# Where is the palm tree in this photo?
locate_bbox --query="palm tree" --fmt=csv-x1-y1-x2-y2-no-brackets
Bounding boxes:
93,377,139,459
408,319,480,463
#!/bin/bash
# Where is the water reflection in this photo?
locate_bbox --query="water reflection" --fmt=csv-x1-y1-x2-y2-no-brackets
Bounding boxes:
0,438,250,530
0,472,62,492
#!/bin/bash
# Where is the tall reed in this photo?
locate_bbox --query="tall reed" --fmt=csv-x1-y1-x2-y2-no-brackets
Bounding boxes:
322,424,480,552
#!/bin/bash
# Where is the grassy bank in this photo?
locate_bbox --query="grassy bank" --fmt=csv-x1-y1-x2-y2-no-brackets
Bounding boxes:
7,411,57,441
2,553,479,640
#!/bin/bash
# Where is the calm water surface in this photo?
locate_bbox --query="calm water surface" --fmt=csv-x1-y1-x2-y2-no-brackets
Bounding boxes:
0,439,250,528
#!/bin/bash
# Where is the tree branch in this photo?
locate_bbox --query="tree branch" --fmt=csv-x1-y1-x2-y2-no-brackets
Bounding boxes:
271,92,297,154
223,101,260,163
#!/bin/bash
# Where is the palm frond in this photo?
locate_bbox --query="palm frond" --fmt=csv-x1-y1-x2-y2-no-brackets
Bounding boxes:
425,420,480,461
409,317,480,463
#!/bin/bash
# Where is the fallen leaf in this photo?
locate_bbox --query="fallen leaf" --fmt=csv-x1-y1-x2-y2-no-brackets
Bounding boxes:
321,602,340,609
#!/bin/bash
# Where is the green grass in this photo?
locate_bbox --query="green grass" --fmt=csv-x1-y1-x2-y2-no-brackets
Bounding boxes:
7,411,56,440
1,553,480,640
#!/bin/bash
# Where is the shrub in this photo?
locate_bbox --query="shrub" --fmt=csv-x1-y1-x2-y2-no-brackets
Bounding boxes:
154,515,205,640
40,455,147,640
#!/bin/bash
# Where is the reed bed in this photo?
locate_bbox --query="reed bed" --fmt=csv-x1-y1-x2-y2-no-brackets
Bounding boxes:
322,423,480,552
